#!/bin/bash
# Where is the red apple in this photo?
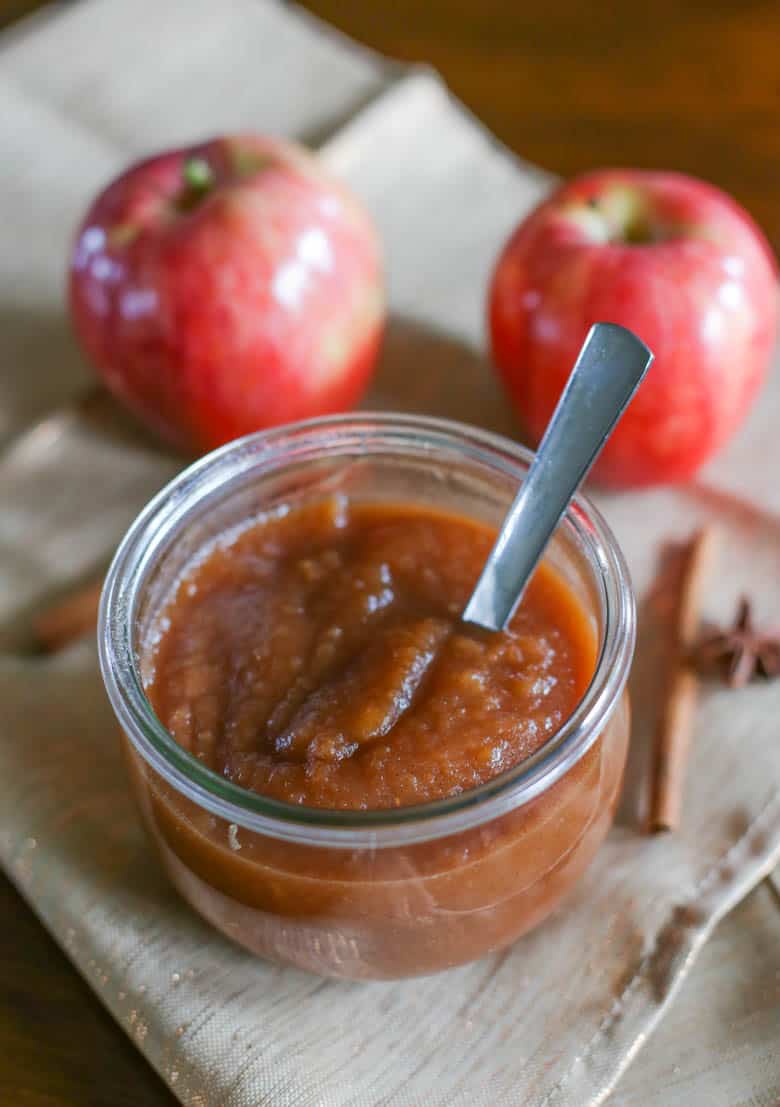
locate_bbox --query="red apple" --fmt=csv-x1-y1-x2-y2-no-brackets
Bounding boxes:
489,169,778,487
69,135,385,453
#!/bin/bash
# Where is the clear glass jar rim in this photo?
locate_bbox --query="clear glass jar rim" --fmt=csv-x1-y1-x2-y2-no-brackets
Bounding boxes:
98,413,635,847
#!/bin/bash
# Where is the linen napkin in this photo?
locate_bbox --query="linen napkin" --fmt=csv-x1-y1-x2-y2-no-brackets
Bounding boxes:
1,2,779,1106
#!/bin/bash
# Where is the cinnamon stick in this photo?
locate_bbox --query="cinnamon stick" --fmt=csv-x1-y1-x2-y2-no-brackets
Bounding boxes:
33,576,103,653
648,525,719,833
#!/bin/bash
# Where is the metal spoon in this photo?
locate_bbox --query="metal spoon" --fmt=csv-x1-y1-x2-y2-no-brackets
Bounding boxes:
463,322,653,632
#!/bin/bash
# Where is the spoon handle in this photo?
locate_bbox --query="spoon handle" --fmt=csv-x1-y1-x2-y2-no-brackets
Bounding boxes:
463,322,653,632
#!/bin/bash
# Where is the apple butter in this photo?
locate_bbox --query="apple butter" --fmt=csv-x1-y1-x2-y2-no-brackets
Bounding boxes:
124,492,629,978
146,498,597,810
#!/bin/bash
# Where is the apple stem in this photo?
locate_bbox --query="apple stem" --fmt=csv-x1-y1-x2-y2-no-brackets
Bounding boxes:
183,158,214,193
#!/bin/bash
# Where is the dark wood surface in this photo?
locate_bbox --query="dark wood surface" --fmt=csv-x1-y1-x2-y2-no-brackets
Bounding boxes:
306,0,780,255
1,1,779,1104
0,877,178,1107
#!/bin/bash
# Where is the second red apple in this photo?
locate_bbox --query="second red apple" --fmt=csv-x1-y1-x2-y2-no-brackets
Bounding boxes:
489,169,778,487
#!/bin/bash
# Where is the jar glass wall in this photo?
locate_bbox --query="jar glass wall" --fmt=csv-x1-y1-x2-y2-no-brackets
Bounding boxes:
100,415,635,979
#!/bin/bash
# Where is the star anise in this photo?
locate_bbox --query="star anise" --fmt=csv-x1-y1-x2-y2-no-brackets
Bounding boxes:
692,596,780,689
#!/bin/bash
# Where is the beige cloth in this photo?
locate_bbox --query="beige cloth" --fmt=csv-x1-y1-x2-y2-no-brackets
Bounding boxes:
1,2,779,1105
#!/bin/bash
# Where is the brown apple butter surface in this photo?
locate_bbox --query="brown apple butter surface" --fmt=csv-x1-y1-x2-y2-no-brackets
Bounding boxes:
147,498,597,809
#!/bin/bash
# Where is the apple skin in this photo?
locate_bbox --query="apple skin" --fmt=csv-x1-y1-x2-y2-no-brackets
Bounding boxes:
489,169,778,487
69,135,385,453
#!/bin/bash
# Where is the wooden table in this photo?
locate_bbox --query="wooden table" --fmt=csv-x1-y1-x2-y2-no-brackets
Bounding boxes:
1,1,779,1104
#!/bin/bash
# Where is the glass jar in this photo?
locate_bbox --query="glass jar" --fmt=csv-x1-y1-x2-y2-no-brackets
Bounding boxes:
99,414,634,980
